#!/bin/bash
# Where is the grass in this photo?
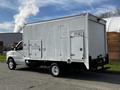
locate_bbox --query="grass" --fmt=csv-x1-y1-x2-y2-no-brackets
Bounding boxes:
105,60,120,72
0,55,6,62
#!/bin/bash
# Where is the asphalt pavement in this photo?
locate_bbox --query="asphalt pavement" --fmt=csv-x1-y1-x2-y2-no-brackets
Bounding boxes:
0,62,120,90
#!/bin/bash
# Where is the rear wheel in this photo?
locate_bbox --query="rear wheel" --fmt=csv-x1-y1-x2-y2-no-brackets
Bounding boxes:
8,58,16,70
50,63,62,77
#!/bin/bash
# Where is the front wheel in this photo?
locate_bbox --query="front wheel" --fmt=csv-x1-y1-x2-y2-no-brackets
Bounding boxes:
8,58,16,70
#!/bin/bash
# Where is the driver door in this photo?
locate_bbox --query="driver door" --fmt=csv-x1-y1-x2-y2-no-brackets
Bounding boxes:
14,41,24,64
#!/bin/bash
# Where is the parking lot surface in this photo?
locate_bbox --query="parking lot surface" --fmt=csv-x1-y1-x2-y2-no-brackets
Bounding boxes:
0,62,120,90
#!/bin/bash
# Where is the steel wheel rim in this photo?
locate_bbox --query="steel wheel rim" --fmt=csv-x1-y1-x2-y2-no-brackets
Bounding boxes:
9,61,14,69
52,66,59,76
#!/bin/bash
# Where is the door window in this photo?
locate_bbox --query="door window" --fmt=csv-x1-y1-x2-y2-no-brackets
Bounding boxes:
16,42,23,50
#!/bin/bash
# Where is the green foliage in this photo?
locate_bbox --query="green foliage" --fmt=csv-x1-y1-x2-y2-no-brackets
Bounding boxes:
105,60,120,71
0,55,6,62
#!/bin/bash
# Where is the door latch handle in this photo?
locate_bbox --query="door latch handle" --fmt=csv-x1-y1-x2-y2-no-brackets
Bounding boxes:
80,48,83,51
71,54,75,56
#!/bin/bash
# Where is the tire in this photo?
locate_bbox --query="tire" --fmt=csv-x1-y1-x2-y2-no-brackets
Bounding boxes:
8,58,16,70
50,63,62,77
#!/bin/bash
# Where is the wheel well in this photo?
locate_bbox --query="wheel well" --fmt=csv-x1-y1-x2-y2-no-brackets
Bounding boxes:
7,57,14,64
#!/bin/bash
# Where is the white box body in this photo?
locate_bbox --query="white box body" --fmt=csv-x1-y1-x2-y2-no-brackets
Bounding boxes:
23,13,107,69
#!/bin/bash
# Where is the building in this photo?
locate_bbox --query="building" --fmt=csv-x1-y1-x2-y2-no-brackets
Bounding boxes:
104,16,120,32
0,33,22,53
107,32,120,60
104,17,120,60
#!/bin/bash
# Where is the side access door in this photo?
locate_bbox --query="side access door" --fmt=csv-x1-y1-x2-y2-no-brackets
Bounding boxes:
70,31,84,61
29,40,42,59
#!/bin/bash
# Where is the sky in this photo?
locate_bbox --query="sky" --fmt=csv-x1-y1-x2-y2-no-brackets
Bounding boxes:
0,0,120,33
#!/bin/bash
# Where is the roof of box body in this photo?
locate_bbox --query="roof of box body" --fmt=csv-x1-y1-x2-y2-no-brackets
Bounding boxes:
26,13,106,26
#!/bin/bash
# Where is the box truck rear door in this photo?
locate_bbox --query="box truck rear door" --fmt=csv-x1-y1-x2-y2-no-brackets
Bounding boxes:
70,31,84,60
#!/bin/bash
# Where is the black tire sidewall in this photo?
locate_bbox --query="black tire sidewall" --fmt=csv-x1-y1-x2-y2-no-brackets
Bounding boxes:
50,63,61,77
8,58,16,70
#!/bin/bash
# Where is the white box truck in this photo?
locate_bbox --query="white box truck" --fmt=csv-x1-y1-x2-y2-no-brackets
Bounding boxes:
6,13,109,77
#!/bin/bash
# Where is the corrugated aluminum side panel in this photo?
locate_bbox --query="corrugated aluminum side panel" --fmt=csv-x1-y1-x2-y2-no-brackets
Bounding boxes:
23,15,87,62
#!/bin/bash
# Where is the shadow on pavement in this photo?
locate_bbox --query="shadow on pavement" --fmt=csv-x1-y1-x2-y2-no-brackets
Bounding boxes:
16,67,120,85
